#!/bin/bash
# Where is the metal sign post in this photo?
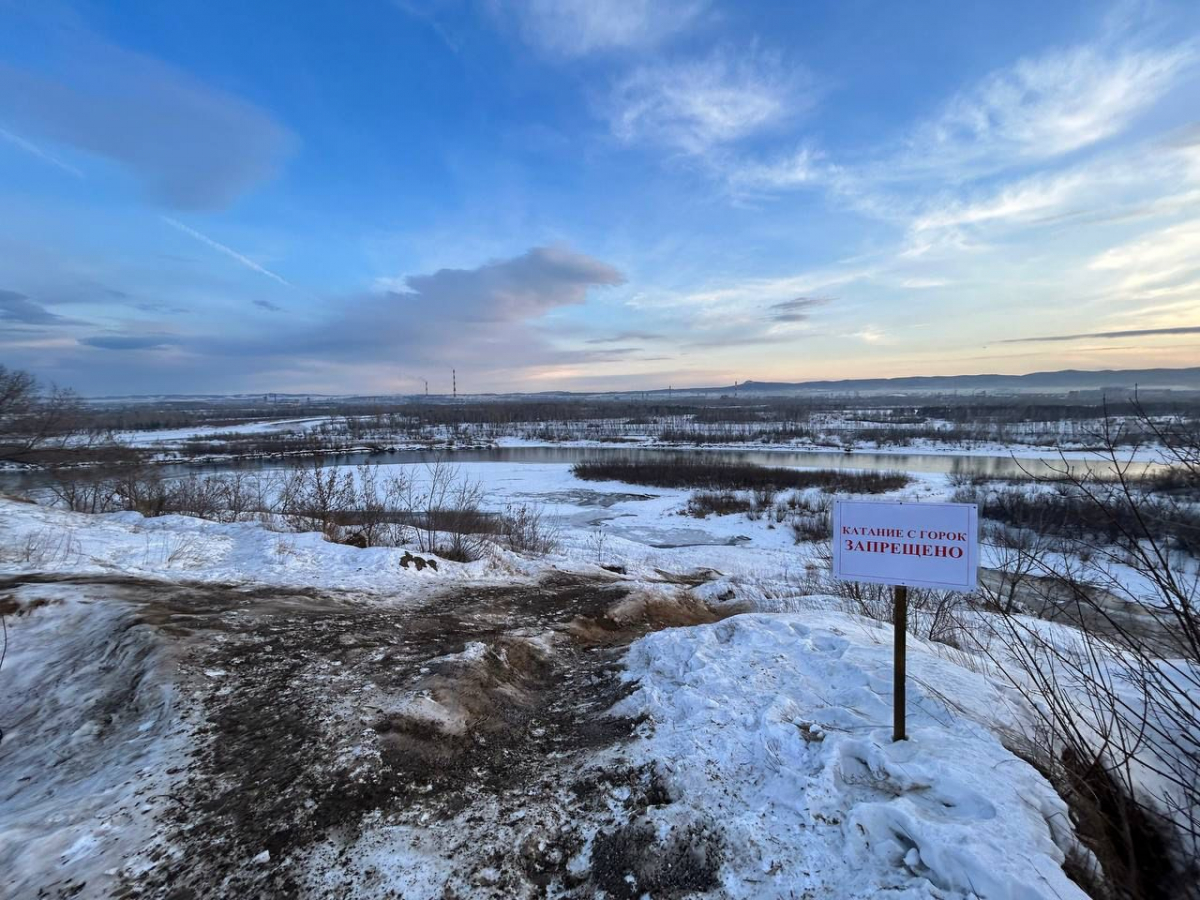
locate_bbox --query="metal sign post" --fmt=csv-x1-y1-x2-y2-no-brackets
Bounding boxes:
831,500,978,743
893,584,907,741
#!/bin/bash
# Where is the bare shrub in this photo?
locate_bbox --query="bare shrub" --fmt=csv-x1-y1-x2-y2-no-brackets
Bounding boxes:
217,470,265,522
971,404,1200,898
11,526,81,567
497,502,559,556
978,521,1059,614
586,528,610,568
782,492,832,544
166,474,228,521
403,458,491,561
789,514,827,544
947,469,990,489
350,463,410,547
828,578,970,648
45,471,121,514
956,478,1200,557
686,490,752,517
278,460,356,539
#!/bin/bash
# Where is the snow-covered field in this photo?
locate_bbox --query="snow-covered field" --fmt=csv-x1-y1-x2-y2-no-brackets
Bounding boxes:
106,411,1172,465
0,456,1178,898
114,416,331,448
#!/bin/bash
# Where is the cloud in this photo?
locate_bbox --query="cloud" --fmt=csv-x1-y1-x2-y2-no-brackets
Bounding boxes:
253,298,283,312
659,293,835,349
509,0,707,58
79,334,179,351
606,46,810,156
644,35,1191,205
904,41,1193,175
724,145,823,194
684,326,828,349
766,296,831,322
879,128,1200,263
1077,218,1200,310
1001,324,1200,343
851,325,889,345
158,245,627,379
400,245,624,321
911,170,1092,232
1088,218,1200,293
656,266,868,322
0,289,86,325
161,217,294,289
737,36,1199,232
584,330,666,344
0,30,294,209
135,301,190,314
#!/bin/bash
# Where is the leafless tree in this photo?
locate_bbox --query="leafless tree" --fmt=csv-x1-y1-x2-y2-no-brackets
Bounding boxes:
0,365,85,461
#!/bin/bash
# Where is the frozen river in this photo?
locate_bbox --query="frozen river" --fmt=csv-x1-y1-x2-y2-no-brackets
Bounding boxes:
0,442,1167,491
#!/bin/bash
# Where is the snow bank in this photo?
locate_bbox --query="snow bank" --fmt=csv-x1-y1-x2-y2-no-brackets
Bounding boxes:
0,498,474,597
618,611,1087,899
0,587,184,898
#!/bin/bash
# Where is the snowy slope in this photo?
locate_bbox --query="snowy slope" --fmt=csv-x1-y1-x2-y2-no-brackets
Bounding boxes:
0,498,465,597
618,612,1087,899
0,493,1100,898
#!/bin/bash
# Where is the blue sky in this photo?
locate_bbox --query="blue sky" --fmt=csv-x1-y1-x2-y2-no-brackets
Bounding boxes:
1,0,1199,395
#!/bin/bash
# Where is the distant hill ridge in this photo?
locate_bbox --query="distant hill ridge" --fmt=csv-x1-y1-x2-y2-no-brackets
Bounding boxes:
85,366,1200,401
691,367,1200,394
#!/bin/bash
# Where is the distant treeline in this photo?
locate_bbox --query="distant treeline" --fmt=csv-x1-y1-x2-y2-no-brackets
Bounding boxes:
77,394,1200,435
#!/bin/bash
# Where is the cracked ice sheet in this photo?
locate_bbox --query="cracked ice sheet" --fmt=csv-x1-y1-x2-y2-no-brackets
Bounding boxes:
617,610,1087,899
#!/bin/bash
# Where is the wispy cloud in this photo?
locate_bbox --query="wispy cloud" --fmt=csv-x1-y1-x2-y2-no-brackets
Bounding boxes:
79,333,179,351
0,126,83,178
510,0,708,58
161,216,294,289
1001,324,1200,343
722,144,823,196
584,330,666,344
904,41,1194,175
766,296,832,322
1088,218,1200,294
911,170,1093,233
883,127,1200,269
628,33,1193,211
605,46,811,156
658,266,869,321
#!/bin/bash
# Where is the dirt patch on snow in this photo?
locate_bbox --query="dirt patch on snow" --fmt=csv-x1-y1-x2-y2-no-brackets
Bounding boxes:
567,591,743,646
0,569,739,898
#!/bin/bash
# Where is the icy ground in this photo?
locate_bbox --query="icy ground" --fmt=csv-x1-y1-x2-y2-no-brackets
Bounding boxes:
0,485,1090,899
